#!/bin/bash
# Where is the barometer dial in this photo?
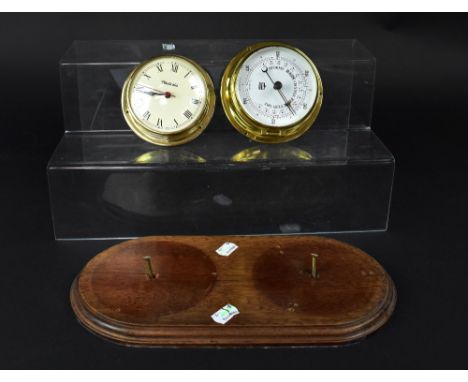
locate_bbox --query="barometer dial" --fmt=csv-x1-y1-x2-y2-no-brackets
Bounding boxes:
221,42,323,143
122,55,215,146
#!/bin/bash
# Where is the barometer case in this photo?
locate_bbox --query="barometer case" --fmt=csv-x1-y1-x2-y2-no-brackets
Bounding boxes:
48,39,394,239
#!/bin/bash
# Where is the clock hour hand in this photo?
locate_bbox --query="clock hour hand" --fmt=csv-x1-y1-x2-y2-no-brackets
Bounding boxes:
135,84,175,98
135,84,164,95
261,66,295,115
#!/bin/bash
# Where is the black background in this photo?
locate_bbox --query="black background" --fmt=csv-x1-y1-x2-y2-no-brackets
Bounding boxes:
0,13,467,369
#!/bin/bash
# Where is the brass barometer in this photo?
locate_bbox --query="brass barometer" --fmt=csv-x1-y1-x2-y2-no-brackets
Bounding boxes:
221,42,323,143
122,55,216,146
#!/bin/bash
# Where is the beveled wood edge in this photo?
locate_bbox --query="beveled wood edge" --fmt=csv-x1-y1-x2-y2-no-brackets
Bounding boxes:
70,274,397,347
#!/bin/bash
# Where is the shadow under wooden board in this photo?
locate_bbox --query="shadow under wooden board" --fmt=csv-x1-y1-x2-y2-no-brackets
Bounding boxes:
70,235,396,346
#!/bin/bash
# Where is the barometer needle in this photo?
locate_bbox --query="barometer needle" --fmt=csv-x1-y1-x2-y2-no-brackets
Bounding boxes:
278,90,296,116
261,66,276,87
261,66,295,115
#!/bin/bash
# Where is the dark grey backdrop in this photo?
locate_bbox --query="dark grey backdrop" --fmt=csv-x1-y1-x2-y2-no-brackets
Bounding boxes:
0,13,467,369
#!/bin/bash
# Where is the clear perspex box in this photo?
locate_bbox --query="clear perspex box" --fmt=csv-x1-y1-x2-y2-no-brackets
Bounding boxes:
48,40,394,240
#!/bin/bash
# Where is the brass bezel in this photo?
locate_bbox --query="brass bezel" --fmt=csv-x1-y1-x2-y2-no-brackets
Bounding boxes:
220,41,323,144
122,55,216,146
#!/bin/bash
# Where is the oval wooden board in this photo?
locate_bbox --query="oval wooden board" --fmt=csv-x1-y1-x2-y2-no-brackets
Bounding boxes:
70,235,396,346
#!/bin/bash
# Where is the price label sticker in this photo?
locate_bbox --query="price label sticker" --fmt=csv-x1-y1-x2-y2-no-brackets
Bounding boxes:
215,242,238,257
211,304,239,324
162,43,176,51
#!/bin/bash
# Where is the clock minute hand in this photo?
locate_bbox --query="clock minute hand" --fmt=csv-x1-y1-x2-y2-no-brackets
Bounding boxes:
135,84,164,95
135,84,175,98
261,66,295,115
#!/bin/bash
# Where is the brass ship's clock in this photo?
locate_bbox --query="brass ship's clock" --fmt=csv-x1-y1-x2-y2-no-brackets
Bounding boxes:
221,42,323,143
122,55,216,146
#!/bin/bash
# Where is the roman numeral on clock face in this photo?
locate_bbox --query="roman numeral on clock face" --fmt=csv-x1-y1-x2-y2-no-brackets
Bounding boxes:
172,62,179,72
156,63,163,72
184,70,192,78
143,111,151,120
192,98,201,105
156,118,163,128
143,72,151,79
184,110,193,119
258,82,266,90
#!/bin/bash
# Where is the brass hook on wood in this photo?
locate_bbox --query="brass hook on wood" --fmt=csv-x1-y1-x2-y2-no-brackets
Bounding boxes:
144,256,156,279
310,253,319,279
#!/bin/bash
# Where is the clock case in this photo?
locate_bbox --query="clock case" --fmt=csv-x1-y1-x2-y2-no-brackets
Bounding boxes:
48,39,394,240
121,55,216,146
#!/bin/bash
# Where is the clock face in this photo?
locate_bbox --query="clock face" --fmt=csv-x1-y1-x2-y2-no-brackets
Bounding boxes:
128,56,208,134
235,45,319,128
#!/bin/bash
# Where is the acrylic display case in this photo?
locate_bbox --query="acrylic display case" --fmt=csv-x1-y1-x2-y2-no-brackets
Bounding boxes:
48,39,394,240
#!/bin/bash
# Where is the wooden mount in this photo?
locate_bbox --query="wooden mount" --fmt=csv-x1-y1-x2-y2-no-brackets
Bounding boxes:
70,236,396,346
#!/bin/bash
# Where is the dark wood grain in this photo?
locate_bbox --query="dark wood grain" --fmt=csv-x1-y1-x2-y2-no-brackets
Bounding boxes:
70,235,396,346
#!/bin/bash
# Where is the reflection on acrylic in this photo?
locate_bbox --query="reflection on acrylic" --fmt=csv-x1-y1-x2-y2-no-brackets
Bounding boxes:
133,149,206,164
231,145,313,163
